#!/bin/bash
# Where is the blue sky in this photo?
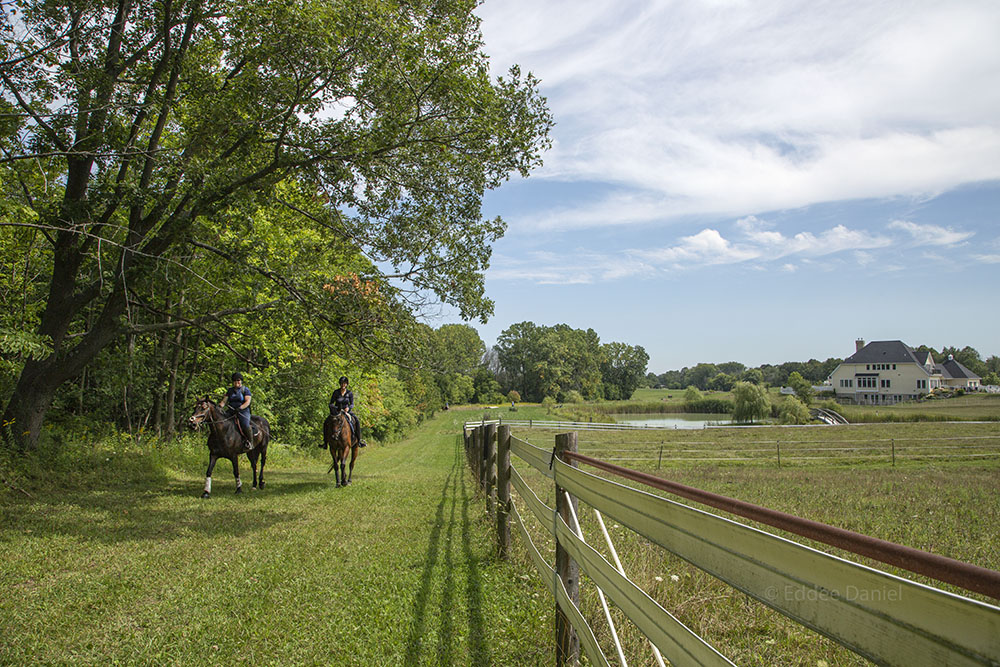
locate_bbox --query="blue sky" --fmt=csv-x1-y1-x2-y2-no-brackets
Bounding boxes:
440,0,1000,373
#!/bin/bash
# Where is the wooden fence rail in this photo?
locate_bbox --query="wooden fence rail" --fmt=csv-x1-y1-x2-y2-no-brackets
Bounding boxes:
463,423,1000,666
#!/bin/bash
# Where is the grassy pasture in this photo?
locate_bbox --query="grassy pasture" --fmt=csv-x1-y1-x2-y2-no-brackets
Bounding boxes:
506,418,1000,666
0,410,553,666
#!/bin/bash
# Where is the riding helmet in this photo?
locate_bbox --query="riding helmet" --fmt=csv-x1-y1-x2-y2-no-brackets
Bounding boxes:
231,371,243,382
339,375,349,385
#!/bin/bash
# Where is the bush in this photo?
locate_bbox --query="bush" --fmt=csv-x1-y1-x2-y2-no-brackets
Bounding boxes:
684,386,702,402
563,390,585,404
778,396,812,424
507,390,521,403
683,398,732,414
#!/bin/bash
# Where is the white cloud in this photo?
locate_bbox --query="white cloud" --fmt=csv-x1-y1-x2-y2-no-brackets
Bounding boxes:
633,221,892,270
888,220,974,246
974,254,1000,264
478,0,1000,225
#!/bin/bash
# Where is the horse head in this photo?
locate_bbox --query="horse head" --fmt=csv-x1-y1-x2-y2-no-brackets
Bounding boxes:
187,395,217,430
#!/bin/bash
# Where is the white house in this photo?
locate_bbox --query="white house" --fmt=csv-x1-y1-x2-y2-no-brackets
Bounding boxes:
827,339,981,405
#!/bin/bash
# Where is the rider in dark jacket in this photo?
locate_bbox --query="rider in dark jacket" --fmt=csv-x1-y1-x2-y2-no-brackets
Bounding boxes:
226,372,253,450
329,375,366,447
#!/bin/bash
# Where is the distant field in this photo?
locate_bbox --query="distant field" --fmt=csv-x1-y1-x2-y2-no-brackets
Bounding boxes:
503,417,1000,665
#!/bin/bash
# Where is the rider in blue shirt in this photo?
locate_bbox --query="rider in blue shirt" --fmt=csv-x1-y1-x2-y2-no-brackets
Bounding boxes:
226,372,253,450
329,375,366,447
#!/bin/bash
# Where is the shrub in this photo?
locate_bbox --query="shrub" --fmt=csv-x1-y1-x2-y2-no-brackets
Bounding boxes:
778,396,812,424
684,398,732,414
507,390,521,403
563,390,585,404
684,386,702,402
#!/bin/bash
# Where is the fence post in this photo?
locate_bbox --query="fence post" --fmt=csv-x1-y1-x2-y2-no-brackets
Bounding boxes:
484,422,496,514
777,440,781,468
658,444,663,470
554,432,580,666
497,424,511,559
464,427,471,470
474,426,483,487
892,438,895,466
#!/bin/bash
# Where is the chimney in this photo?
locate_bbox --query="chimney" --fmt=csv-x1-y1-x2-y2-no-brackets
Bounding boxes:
856,338,865,352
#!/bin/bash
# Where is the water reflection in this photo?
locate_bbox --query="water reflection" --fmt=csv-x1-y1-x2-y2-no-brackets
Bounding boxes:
616,413,733,429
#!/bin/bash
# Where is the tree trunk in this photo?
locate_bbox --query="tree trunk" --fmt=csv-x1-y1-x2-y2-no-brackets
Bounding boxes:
165,329,184,438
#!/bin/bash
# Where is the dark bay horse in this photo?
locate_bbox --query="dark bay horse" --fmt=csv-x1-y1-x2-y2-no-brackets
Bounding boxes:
323,408,359,487
187,396,270,498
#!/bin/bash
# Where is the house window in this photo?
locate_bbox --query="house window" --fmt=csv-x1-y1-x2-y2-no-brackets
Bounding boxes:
866,364,870,370
917,379,927,389
892,364,896,370
880,379,891,388
839,379,854,388
857,377,877,388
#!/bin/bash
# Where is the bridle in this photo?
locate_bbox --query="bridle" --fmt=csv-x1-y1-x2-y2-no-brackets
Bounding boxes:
188,399,232,428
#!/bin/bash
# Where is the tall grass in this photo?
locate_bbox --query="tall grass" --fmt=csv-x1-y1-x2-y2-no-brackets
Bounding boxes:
505,420,1000,665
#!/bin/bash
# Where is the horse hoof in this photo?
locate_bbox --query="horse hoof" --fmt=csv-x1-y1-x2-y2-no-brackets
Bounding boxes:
201,492,210,499
235,487,242,494
259,481,265,489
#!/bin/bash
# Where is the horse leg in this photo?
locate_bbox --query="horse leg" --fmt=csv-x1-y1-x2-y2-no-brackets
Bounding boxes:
203,455,218,498
258,447,266,489
231,456,242,494
248,451,259,490
346,446,357,485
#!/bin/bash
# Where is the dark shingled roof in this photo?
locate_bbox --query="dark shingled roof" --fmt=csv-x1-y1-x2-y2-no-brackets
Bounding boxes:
843,340,925,365
938,358,981,380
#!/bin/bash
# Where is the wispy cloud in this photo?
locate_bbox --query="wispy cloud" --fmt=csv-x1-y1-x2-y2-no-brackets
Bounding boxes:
492,215,982,284
478,0,1000,225
888,220,975,246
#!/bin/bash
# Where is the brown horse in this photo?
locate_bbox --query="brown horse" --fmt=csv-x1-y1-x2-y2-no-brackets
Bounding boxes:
324,407,359,487
187,396,270,498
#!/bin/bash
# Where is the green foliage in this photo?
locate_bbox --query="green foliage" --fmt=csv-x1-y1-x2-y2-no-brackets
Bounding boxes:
507,390,521,403
471,367,503,404
707,372,734,392
778,396,812,425
562,390,585,404
732,381,770,423
684,385,702,402
983,372,1000,386
786,371,813,406
684,398,733,414
1,0,553,450
741,368,764,385
494,322,604,401
599,341,649,400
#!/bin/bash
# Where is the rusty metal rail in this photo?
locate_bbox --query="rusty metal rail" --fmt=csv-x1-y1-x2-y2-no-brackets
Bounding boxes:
565,450,1000,601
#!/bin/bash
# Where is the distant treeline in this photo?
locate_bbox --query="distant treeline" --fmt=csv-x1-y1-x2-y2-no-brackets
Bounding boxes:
647,345,1000,392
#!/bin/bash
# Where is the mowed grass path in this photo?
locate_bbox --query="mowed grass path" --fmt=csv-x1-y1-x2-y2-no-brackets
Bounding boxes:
0,410,552,665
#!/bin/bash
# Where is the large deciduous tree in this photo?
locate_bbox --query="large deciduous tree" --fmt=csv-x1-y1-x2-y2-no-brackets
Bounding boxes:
0,0,552,450
599,341,648,400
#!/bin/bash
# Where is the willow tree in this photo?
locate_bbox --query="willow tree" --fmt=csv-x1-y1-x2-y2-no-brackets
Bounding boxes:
0,0,552,450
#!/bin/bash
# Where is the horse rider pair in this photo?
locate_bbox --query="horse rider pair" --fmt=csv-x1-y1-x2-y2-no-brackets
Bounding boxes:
329,375,366,448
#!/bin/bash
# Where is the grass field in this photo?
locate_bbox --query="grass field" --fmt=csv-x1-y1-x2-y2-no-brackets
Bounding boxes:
498,410,1000,665
3,404,999,666
0,411,552,666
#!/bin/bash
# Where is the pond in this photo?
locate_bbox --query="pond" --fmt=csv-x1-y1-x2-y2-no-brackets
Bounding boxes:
615,413,734,429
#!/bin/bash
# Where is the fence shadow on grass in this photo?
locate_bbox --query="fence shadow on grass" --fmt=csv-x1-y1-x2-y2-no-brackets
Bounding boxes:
403,443,490,665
